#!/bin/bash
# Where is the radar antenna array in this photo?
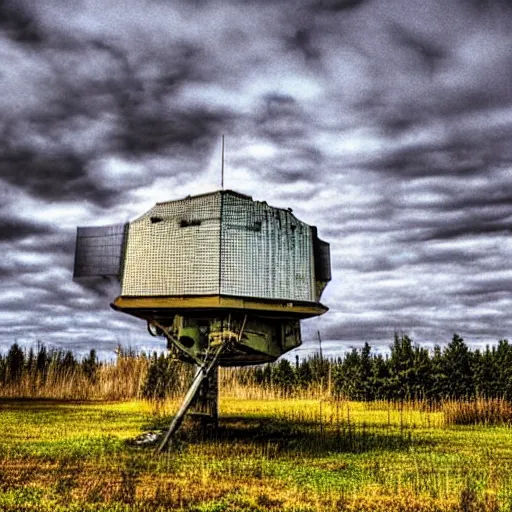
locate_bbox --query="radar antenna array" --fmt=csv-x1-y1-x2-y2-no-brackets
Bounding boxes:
73,189,331,448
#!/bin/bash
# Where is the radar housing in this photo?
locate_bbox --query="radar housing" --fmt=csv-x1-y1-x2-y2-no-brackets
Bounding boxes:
74,190,331,365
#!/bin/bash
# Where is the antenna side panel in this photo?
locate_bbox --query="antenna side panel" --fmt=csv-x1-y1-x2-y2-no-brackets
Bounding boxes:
220,194,315,302
315,239,331,282
73,223,128,279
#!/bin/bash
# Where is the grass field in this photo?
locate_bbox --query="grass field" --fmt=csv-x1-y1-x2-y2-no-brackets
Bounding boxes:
0,397,511,511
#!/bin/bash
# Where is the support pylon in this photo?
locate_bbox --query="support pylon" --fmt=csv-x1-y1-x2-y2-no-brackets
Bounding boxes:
188,365,219,433
156,345,223,453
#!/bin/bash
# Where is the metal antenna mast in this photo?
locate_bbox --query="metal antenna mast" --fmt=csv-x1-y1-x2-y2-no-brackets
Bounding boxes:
317,330,323,361
221,134,225,190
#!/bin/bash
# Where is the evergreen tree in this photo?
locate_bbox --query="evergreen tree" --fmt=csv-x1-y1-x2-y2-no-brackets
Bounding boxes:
442,334,474,399
272,359,296,394
472,347,499,398
0,353,6,384
333,348,362,399
370,353,390,400
36,343,49,379
6,343,25,383
296,359,313,389
142,353,172,399
429,345,446,402
82,349,99,382
262,363,273,387
308,353,330,386
411,344,432,400
253,366,265,386
388,334,416,400
26,347,35,374
360,342,374,400
495,339,512,399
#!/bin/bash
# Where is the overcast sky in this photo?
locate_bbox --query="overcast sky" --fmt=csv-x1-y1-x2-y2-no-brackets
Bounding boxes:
1,0,511,359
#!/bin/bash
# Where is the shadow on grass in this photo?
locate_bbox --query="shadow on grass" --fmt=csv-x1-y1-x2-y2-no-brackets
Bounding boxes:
0,398,94,416
152,414,436,456
0,398,138,420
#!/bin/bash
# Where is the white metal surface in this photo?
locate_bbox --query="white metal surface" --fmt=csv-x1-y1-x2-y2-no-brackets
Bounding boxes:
220,193,314,301
121,191,316,302
122,193,221,296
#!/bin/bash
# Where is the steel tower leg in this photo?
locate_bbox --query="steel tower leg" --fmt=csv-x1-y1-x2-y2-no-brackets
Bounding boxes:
156,345,223,453
188,365,219,432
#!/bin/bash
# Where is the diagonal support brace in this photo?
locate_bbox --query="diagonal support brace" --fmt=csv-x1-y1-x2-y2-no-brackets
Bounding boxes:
156,344,224,453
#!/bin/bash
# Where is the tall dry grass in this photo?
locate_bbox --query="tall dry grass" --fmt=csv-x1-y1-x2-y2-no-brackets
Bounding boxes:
0,356,332,402
0,354,150,400
3,350,512,431
443,397,512,426
218,366,331,400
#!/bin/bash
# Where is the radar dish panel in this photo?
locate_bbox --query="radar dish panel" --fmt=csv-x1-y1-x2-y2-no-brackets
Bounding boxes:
73,223,128,278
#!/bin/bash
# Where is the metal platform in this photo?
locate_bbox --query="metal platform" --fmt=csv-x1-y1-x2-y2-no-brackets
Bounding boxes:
111,294,328,320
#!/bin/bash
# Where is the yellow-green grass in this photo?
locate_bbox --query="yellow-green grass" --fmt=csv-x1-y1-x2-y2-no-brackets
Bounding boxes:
0,398,511,511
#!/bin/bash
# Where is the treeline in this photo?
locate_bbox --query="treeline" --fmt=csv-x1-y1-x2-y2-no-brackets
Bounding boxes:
0,343,100,385
1,334,511,401
0,342,198,400
240,334,512,401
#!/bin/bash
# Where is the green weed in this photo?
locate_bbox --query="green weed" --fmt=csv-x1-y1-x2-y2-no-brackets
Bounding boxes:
0,398,511,511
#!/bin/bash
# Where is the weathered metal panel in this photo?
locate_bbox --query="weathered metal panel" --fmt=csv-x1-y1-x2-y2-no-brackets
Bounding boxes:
73,223,127,278
120,191,319,302
121,193,222,296
314,238,331,283
220,194,315,302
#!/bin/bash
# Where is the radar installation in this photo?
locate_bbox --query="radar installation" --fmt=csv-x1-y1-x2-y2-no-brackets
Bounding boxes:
73,155,331,452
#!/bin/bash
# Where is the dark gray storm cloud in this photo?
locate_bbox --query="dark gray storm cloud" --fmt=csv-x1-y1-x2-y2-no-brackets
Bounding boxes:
0,0,237,212
0,0,511,357
0,217,51,241
0,1,44,45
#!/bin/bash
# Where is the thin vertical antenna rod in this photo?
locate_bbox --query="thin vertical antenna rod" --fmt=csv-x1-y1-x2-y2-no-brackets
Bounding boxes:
221,134,225,190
